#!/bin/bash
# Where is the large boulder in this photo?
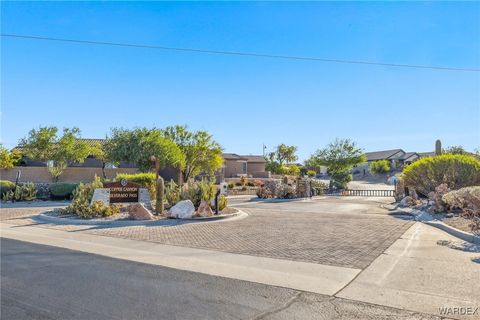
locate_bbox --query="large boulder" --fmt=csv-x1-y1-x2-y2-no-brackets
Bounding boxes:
197,200,213,217
128,203,154,220
168,200,195,219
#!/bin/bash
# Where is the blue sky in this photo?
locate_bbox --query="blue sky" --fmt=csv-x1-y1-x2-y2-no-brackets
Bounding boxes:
1,1,479,160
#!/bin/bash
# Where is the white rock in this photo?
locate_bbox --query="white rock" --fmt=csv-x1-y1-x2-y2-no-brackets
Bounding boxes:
168,200,195,219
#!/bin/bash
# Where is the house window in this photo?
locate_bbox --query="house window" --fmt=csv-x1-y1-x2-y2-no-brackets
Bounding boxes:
105,163,117,169
241,162,247,174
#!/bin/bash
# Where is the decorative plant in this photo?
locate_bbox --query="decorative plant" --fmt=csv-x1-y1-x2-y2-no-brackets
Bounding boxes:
199,178,216,202
165,179,181,206
2,182,37,201
156,176,165,215
435,139,442,156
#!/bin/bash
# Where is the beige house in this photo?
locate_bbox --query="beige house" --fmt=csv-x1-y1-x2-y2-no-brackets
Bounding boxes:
221,153,268,178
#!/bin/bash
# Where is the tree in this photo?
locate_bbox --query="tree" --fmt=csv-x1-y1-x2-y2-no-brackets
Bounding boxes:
0,144,21,169
443,145,468,155
162,125,223,182
273,144,298,165
265,144,298,174
308,138,366,188
104,128,185,173
19,127,93,181
369,160,390,175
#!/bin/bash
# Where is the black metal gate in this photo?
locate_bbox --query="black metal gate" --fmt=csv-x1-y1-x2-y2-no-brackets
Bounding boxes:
321,189,395,197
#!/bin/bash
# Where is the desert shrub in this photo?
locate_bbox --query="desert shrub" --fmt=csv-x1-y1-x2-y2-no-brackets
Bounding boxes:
218,195,228,211
246,181,255,187
311,179,328,195
2,182,37,201
402,154,480,196
199,178,216,202
0,180,15,198
180,180,203,208
370,160,390,175
287,165,301,176
307,170,316,177
443,186,480,232
61,181,119,219
240,176,248,186
116,172,156,199
235,182,242,187
227,181,234,189
165,179,181,206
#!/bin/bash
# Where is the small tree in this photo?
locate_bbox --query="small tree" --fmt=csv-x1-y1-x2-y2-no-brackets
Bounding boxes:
308,139,366,189
162,125,223,182
0,144,21,169
104,127,185,172
370,160,390,175
265,144,298,174
19,127,92,181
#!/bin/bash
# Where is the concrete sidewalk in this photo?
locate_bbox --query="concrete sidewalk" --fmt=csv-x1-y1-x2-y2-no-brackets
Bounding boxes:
337,223,480,319
0,222,360,296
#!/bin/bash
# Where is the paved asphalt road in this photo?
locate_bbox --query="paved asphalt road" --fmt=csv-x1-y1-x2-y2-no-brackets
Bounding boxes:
1,238,441,320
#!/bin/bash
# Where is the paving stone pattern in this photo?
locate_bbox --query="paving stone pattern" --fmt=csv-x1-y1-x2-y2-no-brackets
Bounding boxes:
1,199,413,269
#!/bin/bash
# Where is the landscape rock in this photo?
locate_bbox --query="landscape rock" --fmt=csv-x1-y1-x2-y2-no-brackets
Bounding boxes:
168,200,195,219
128,203,154,220
197,200,213,217
399,196,415,207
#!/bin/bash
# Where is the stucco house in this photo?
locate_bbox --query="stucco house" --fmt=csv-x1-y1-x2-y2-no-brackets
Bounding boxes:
221,153,268,178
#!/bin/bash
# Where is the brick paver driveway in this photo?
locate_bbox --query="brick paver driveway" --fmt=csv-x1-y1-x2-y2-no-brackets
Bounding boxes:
1,197,413,269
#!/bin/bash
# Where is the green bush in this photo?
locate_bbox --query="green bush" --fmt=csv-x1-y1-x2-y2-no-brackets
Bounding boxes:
2,182,37,201
116,172,156,199
306,170,316,177
329,168,352,189
227,182,234,189
370,160,390,175
442,186,480,232
49,183,78,199
0,180,15,198
402,154,480,196
218,194,228,211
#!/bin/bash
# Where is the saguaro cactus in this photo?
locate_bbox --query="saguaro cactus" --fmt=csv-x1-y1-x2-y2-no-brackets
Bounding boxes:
156,176,165,215
435,139,442,156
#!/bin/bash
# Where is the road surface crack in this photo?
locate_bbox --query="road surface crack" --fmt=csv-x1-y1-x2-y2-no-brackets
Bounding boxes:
250,291,303,320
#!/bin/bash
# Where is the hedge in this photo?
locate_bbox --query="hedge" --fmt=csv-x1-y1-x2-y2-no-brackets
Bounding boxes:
116,172,156,198
49,183,78,199
0,180,15,197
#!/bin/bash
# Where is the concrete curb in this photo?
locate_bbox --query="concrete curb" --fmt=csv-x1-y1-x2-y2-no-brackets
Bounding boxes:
33,209,248,227
384,204,480,245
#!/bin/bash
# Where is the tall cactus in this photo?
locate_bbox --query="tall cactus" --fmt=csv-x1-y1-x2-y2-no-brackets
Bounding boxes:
156,176,165,215
435,139,442,156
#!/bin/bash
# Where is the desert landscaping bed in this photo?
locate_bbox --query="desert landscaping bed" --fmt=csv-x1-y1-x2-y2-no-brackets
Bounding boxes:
38,207,241,225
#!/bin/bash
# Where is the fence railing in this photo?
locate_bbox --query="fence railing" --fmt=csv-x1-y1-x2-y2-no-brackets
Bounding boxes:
320,189,395,197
